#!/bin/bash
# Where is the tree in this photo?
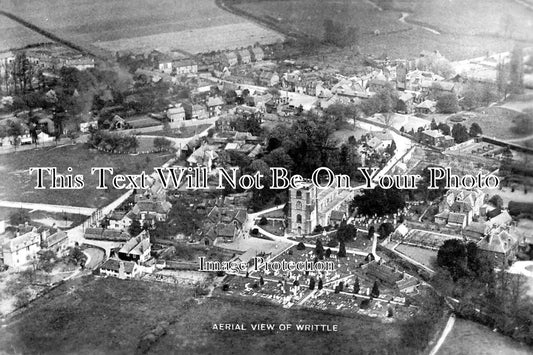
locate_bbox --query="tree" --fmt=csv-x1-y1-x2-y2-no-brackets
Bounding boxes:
338,240,347,257
129,219,142,237
469,123,483,137
436,93,459,113
336,223,356,242
387,306,394,317
509,46,524,95
437,122,451,136
353,277,360,294
38,250,56,273
259,276,264,286
367,226,375,240
68,247,86,266
325,248,332,258
9,209,31,226
309,277,316,290
259,216,268,225
378,222,395,239
437,239,468,280
297,242,306,250
430,118,438,130
318,278,323,290
488,195,504,209
315,239,324,259
352,187,405,217
451,123,470,143
371,281,380,298
496,61,509,98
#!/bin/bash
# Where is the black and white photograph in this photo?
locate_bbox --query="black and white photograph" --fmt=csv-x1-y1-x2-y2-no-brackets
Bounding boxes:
0,0,532,354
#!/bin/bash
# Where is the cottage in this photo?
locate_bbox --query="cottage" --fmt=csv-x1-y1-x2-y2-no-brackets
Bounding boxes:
207,96,225,117
100,258,139,279
238,49,251,64
132,200,172,222
477,228,519,265
415,100,437,114
251,47,264,61
173,59,198,75
2,228,41,267
41,230,69,256
258,71,280,87
191,104,208,120
223,52,238,67
118,230,151,263
167,104,186,122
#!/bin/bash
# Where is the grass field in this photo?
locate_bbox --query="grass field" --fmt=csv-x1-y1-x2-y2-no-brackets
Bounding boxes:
0,144,173,208
0,276,427,354
0,15,52,51
2,0,284,54
234,0,533,60
438,318,533,355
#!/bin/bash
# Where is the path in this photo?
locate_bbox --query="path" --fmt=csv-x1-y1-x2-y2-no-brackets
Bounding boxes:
399,12,441,35
0,201,95,215
429,314,456,355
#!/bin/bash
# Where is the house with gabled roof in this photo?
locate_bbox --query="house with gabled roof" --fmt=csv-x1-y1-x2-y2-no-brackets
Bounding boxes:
251,47,264,61
132,200,172,222
2,228,41,267
238,49,251,64
207,96,225,117
477,227,519,265
41,230,69,256
118,230,151,263
100,258,139,279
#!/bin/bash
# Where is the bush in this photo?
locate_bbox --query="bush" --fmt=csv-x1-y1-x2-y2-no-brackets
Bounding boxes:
296,242,306,250
222,284,229,291
258,217,268,225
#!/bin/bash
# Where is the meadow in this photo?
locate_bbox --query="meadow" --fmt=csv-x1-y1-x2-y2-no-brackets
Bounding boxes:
0,144,173,208
234,0,533,60
0,275,433,354
1,0,284,53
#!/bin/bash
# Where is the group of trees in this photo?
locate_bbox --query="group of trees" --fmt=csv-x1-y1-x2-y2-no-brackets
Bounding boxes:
450,122,483,143
436,93,459,113
360,83,398,116
351,186,406,217
435,239,533,344
323,19,360,47
88,130,138,153
221,113,363,211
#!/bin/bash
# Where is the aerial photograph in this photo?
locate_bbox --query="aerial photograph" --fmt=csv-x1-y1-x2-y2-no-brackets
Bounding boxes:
0,0,532,354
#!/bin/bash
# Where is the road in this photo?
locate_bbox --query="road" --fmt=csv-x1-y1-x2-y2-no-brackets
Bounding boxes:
429,314,456,355
0,201,95,215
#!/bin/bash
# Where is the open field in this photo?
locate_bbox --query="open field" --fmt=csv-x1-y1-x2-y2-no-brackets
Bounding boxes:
0,275,430,354
234,0,533,60
439,318,533,355
1,0,284,54
456,107,529,140
0,144,173,208
0,207,86,228
0,15,52,51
